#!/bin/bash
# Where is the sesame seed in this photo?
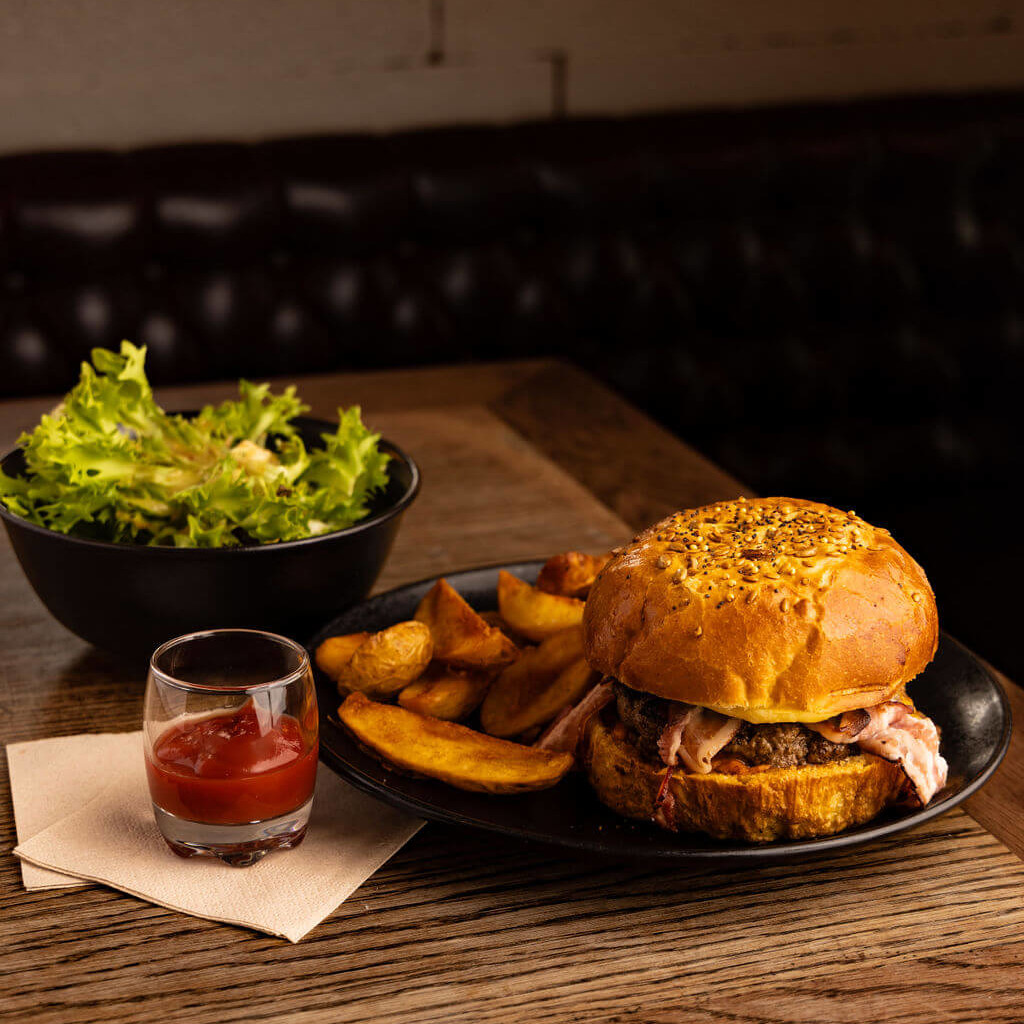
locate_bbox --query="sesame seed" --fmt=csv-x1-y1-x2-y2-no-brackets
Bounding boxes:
624,499,880,599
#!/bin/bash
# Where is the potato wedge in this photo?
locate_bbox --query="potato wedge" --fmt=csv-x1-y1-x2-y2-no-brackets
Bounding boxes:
315,633,371,682
398,663,493,721
481,629,596,737
478,609,522,639
415,578,518,668
517,624,584,672
515,725,544,744
536,551,611,598
338,692,574,793
497,570,585,642
336,621,433,698
478,609,533,647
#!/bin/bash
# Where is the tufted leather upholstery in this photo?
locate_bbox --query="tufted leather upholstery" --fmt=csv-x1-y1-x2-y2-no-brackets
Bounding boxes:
2,94,1023,671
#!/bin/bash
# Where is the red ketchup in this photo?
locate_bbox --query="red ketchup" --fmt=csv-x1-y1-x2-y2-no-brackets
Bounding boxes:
146,702,318,825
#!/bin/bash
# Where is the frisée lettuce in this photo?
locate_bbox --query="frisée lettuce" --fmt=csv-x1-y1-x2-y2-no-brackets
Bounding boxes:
0,342,390,547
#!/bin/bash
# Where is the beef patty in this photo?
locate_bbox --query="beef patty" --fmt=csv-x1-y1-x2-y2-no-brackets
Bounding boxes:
612,681,856,769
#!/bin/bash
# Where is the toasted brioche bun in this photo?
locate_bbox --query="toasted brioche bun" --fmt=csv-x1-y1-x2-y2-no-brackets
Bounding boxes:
582,711,906,842
584,497,938,724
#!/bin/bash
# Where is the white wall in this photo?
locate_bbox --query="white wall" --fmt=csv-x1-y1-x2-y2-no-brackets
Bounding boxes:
2,0,1024,154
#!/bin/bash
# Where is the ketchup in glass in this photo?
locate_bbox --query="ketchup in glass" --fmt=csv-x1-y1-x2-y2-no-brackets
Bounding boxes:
146,701,318,826
145,629,318,866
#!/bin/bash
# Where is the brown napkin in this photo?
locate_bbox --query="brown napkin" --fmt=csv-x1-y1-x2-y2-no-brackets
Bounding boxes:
8,732,422,942
8,732,132,889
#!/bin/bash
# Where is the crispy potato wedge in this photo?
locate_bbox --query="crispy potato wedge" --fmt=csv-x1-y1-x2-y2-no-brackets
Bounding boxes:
515,725,544,744
415,578,519,668
478,609,524,641
336,621,433,698
315,633,371,682
536,551,611,598
517,624,584,672
478,609,534,647
497,570,585,642
480,628,596,737
398,663,493,721
338,692,574,793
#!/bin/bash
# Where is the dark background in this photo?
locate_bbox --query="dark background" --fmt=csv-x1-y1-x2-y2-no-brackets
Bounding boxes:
1,92,1020,677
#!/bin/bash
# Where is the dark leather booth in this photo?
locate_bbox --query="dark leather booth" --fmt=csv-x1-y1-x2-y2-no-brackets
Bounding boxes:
2,92,1021,673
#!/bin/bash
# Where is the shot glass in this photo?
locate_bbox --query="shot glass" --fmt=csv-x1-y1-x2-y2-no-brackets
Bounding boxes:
144,629,318,867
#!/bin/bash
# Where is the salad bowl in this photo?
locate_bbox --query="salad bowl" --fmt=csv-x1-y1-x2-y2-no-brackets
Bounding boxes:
0,417,419,656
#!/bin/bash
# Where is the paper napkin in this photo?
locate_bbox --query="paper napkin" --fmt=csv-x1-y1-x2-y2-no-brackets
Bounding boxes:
8,732,134,889
8,731,422,942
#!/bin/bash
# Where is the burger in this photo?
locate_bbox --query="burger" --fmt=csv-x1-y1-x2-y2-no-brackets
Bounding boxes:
541,497,948,842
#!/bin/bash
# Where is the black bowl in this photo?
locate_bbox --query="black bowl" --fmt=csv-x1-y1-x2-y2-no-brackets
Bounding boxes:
0,416,419,655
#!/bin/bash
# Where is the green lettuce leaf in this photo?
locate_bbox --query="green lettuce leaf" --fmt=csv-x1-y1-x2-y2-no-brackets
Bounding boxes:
0,341,390,547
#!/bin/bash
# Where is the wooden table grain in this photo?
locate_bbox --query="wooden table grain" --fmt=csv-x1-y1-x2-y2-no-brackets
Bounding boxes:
1,359,1022,1024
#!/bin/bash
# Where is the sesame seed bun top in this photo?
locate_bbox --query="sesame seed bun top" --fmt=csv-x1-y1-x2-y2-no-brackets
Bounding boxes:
582,497,939,724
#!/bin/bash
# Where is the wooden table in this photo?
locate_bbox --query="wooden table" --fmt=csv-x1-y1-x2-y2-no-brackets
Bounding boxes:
2,359,1023,1024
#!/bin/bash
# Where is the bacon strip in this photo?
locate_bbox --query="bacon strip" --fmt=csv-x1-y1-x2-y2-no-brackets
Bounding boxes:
808,708,871,743
679,709,742,773
657,705,697,767
657,704,741,774
652,777,677,830
807,701,948,805
534,679,614,755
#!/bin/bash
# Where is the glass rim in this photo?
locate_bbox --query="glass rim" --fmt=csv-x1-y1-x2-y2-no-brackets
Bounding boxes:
149,628,311,694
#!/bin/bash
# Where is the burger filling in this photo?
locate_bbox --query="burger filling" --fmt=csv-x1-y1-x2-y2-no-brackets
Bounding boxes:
613,682,856,770
537,677,948,806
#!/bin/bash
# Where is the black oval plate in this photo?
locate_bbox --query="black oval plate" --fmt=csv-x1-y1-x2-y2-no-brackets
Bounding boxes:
309,562,1012,863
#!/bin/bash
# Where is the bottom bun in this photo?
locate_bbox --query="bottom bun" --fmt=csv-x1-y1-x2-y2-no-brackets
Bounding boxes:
581,712,906,842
